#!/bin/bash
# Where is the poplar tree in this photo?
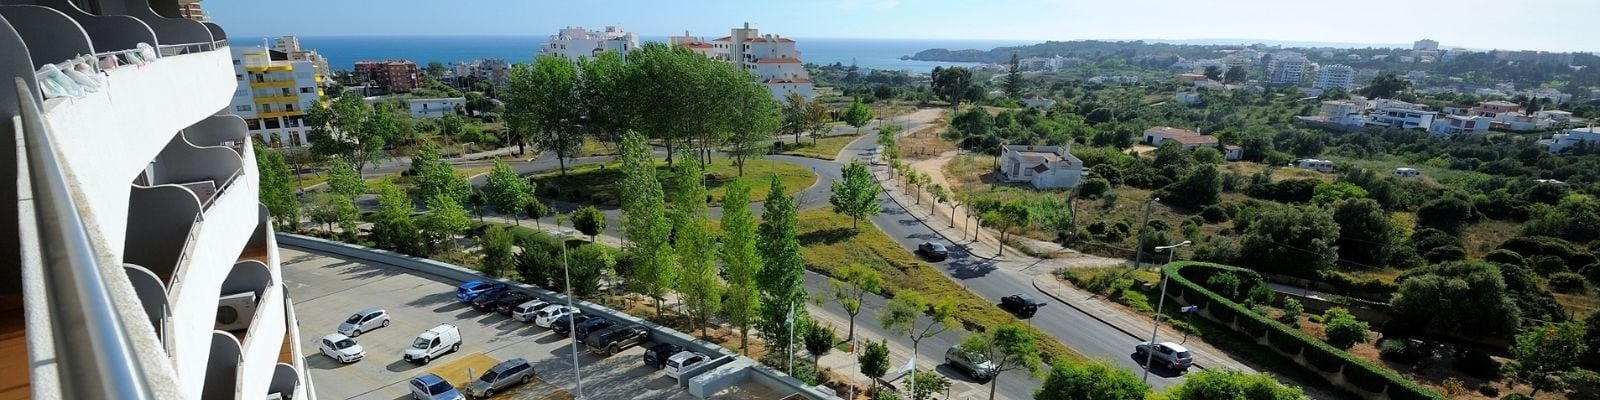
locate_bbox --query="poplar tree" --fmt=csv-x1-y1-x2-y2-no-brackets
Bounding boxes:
254,142,299,231
483,160,533,223
672,156,722,337
617,132,676,316
507,57,584,175
720,179,763,353
757,176,807,352
325,155,366,198
830,160,881,230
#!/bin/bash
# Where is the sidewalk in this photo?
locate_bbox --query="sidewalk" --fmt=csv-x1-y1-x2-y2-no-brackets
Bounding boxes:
1029,273,1254,372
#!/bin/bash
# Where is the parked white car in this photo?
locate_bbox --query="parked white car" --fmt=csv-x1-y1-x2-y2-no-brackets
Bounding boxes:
664,351,710,379
404,324,462,364
511,300,555,323
534,306,580,328
318,333,365,363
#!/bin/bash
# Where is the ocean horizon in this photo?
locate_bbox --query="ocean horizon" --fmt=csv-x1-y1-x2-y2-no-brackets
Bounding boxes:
234,35,1033,73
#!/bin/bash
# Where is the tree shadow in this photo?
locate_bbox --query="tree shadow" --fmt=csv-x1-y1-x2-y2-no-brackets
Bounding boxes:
798,227,858,246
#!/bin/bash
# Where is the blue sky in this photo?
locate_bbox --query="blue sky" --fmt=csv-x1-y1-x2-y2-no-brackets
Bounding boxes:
209,0,1599,52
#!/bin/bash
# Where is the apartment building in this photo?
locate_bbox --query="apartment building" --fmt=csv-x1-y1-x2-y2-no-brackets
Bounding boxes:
1413,38,1439,51
450,58,511,89
1314,64,1355,90
271,35,331,83
671,22,814,100
353,59,420,92
1266,52,1308,85
2,1,313,399
537,25,639,62
229,46,325,148
1370,106,1437,130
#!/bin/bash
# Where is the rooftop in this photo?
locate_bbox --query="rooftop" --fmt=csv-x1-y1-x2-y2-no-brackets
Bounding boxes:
1145,126,1204,137
754,57,802,64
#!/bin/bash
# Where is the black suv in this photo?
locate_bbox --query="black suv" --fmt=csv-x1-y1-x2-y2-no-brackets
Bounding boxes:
551,314,592,336
572,317,617,340
469,288,509,311
585,325,650,356
643,343,686,369
493,293,533,316
1000,294,1043,318
917,242,949,261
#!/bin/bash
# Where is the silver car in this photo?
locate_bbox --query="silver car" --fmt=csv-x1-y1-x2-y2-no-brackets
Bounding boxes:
944,345,995,380
466,358,534,398
1135,341,1194,370
337,307,390,337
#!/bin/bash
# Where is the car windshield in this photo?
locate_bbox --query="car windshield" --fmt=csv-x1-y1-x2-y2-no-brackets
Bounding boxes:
345,314,363,323
426,380,453,394
1176,351,1193,359
412,337,430,349
477,370,499,383
334,339,356,349
931,243,946,250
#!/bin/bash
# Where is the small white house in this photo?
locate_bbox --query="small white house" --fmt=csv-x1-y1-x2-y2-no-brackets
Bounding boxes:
1020,94,1057,110
1296,159,1335,173
407,97,466,118
1394,167,1420,178
1000,145,1083,189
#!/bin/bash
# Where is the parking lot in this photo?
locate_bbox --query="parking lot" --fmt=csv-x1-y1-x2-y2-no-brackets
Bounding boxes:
282,248,701,400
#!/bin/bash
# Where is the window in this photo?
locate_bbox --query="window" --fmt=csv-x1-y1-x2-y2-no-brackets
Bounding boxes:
264,119,281,129
235,105,252,112
300,87,312,93
245,119,261,130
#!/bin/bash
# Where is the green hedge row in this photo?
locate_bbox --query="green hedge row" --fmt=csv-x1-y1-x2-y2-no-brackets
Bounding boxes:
1164,261,1444,400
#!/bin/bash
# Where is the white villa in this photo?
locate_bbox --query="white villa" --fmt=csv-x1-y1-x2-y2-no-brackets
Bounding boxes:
537,26,639,62
999,145,1084,189
670,23,813,101
1142,126,1243,160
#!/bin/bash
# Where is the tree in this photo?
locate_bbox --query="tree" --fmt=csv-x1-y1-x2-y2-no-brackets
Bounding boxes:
411,143,471,205
1160,370,1307,400
880,290,956,393
800,319,837,371
617,132,677,317
1360,73,1411,99
842,98,875,134
424,61,446,78
1312,182,1368,205
1584,309,1600,359
1162,164,1221,209
617,43,750,166
1224,65,1247,83
571,205,607,242
306,192,357,233
1391,261,1522,337
672,157,722,337
931,66,974,111
724,79,782,176
720,179,763,353
830,160,882,230
254,142,300,231
1504,321,1588,396
576,51,626,155
910,370,950,400
983,201,1032,257
484,160,533,224
859,340,891,392
370,181,423,254
325,155,366,198
959,323,1042,400
804,97,831,145
781,92,810,145
1331,198,1395,266
1321,307,1369,349
466,190,486,222
514,235,559,288
1035,360,1149,400
1003,53,1025,99
1239,205,1339,274
420,194,471,252
827,263,883,342
1203,65,1223,81
306,92,397,172
506,57,584,175
567,243,615,297
758,176,808,353
479,225,515,277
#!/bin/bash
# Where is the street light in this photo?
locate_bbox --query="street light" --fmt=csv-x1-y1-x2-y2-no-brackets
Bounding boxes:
556,229,586,399
1143,240,1191,383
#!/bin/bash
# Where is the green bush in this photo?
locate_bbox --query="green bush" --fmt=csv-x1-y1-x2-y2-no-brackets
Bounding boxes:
1550,272,1588,293
1378,338,1429,364
1322,307,1370,350
1200,205,1229,223
1166,262,1444,400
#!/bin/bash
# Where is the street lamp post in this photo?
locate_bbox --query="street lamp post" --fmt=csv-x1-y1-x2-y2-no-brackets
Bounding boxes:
1143,240,1191,384
557,230,586,399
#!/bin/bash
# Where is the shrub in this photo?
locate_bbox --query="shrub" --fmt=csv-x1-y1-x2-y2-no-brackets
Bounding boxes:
1581,263,1600,284
1531,255,1569,274
1549,272,1588,293
1378,338,1431,364
1117,289,1152,314
1205,272,1243,300
1322,307,1370,350
1453,349,1499,378
1483,249,1526,267
1279,298,1304,326
1200,205,1229,223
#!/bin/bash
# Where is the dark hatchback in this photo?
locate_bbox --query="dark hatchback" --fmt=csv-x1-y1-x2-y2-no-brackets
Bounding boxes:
572,317,617,341
918,242,949,261
643,343,686,369
492,293,533,315
469,288,509,311
550,314,592,336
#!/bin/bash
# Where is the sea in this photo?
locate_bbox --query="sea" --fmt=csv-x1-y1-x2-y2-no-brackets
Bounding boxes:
235,35,1033,73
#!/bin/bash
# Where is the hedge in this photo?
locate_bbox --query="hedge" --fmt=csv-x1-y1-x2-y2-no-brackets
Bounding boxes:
1164,262,1445,400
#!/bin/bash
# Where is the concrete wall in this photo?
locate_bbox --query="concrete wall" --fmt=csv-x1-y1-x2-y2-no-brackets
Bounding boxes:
276,233,840,400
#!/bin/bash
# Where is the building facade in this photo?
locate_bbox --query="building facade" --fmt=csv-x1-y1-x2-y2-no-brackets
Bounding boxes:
450,58,511,89
1542,126,1600,153
1314,64,1355,90
1142,127,1242,160
1370,107,1437,130
999,145,1084,189
271,35,331,82
1267,52,1308,85
1413,39,1439,51
229,46,325,148
538,26,639,62
353,60,420,92
2,1,313,398
671,23,814,101
407,97,465,118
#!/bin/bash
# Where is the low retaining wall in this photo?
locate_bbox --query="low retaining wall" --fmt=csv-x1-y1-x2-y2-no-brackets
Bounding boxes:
276,233,839,400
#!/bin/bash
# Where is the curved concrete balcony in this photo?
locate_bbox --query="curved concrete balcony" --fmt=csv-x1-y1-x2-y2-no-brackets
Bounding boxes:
281,289,313,399
201,331,240,400
151,132,244,209
123,263,169,343
0,6,90,70
224,260,286,400
268,363,300,399
28,0,158,58
181,113,250,156
123,184,202,281
107,0,213,56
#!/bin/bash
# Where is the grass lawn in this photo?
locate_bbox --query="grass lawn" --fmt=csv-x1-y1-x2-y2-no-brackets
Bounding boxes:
794,208,1085,364
530,156,817,206
780,133,863,160
293,173,330,190
577,138,619,157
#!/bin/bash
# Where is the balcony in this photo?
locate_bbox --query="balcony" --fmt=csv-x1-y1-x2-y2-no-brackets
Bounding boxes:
201,332,240,400
123,263,169,343
179,114,249,156
268,363,300,400
223,260,286,400
249,79,296,89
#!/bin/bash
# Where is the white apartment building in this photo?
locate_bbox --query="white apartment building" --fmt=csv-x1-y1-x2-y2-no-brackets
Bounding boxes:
271,35,331,83
1266,52,1308,85
1414,38,1439,51
3,1,313,399
1314,64,1355,90
1430,114,1492,134
672,22,814,101
1317,99,1367,126
1370,107,1437,130
450,58,510,89
229,46,325,148
1542,126,1600,153
537,26,639,62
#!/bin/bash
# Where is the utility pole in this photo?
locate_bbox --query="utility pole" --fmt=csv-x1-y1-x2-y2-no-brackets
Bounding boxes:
1131,197,1159,269
1143,240,1191,384
559,230,586,399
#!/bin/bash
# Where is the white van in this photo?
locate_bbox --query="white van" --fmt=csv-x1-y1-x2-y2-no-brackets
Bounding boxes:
1296,159,1335,173
1393,167,1420,178
404,324,462,364
664,351,709,379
